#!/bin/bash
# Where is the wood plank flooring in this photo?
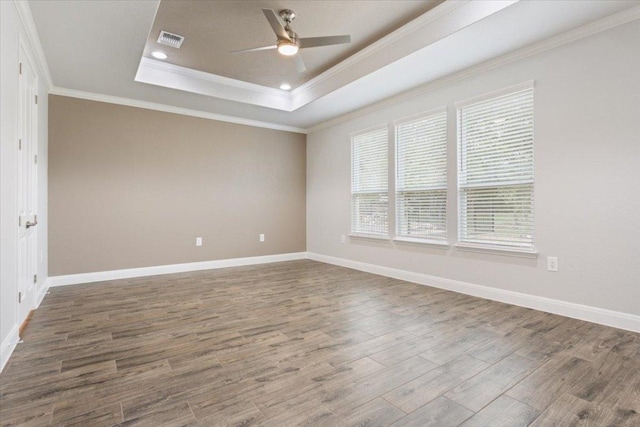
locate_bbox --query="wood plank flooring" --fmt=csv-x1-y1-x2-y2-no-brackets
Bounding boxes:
1,260,638,426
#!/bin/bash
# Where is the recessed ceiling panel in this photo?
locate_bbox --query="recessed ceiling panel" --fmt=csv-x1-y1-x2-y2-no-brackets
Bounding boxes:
143,0,442,90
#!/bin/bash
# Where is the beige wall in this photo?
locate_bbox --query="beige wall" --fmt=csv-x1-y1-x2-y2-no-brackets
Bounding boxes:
49,96,306,276
307,21,640,316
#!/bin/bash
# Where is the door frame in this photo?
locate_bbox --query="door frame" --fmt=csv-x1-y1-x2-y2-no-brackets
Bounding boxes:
16,38,39,326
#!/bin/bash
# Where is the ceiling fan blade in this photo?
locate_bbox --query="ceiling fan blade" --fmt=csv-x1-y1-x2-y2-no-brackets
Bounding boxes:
299,35,351,49
229,45,277,53
262,8,290,41
292,54,306,73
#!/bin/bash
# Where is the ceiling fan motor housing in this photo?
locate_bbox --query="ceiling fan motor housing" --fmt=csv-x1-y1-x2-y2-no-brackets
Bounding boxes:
279,9,296,24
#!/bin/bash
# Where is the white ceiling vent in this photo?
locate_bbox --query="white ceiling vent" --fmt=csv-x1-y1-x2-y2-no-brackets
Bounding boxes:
157,30,185,48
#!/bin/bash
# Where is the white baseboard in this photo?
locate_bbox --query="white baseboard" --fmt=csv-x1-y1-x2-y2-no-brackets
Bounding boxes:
35,280,50,308
1,281,51,373
37,251,640,333
0,324,19,373
48,252,307,287
307,252,640,333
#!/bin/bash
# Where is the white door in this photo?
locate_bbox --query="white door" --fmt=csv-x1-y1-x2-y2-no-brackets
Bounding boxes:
17,45,38,325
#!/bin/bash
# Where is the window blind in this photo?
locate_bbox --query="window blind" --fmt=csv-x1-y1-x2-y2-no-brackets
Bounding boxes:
351,127,388,235
457,87,534,248
396,111,447,240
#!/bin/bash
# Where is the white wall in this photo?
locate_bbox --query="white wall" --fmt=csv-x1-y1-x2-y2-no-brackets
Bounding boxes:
1,0,49,371
307,21,640,321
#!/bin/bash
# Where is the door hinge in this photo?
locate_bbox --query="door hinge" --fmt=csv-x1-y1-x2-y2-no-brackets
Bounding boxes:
34,154,37,164
34,95,38,104
19,139,22,150
34,274,37,284
18,216,21,227
19,62,22,75
18,292,23,303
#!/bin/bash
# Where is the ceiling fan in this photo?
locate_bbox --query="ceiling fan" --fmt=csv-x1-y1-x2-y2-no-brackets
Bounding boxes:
230,9,351,72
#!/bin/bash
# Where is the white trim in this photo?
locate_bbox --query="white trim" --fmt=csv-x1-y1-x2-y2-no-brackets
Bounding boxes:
454,243,538,259
307,5,640,133
48,87,307,134
0,278,47,374
0,324,19,373
13,0,53,90
392,106,448,127
454,80,534,109
35,279,49,308
348,233,390,242
132,1,515,113
290,0,516,111
135,58,294,112
34,5,639,134
349,123,389,139
141,58,286,97
292,0,469,97
306,252,640,333
393,237,449,248
48,252,307,287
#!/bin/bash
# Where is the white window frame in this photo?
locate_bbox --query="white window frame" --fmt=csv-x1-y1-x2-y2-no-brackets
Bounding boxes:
350,125,390,238
455,82,537,256
394,108,448,244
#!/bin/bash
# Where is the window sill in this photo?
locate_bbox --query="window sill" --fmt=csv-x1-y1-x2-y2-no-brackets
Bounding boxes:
454,243,538,258
393,237,449,248
348,233,389,242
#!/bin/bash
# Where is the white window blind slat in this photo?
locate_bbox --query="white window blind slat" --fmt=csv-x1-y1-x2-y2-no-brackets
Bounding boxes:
396,111,447,241
351,127,388,235
457,88,534,249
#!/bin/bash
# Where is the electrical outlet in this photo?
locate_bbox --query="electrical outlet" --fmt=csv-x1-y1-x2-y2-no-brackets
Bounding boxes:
196,237,202,246
259,234,265,242
340,235,346,244
547,256,558,272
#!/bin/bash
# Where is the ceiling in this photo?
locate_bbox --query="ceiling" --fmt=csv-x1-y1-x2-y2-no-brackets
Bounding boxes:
28,0,640,131
144,1,442,89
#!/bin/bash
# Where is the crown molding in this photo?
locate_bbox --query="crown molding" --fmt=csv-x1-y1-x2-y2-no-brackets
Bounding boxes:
290,0,467,98
148,59,285,97
13,0,53,90
293,0,516,96
289,0,518,110
32,2,639,134
134,0,518,113
307,4,640,134
135,58,294,111
46,3,639,137
48,87,307,134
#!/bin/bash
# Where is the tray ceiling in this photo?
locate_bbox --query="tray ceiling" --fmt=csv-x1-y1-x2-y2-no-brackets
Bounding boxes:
144,1,442,90
28,0,640,130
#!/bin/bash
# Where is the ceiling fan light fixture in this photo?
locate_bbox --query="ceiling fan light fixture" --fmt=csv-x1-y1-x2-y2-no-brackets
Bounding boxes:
277,41,298,56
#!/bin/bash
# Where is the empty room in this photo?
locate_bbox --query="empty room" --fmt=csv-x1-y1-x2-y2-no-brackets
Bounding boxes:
1,0,639,426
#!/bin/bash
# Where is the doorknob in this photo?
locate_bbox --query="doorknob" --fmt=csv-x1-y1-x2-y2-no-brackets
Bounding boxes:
26,216,37,229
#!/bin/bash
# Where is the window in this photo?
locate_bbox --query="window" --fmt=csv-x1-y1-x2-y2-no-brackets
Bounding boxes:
351,126,388,236
395,110,447,241
457,85,534,250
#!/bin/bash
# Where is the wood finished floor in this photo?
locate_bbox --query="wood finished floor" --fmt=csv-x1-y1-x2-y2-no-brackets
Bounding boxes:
1,260,639,426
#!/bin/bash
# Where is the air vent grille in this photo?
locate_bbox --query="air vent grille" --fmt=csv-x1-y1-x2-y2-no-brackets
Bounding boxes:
157,30,185,48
